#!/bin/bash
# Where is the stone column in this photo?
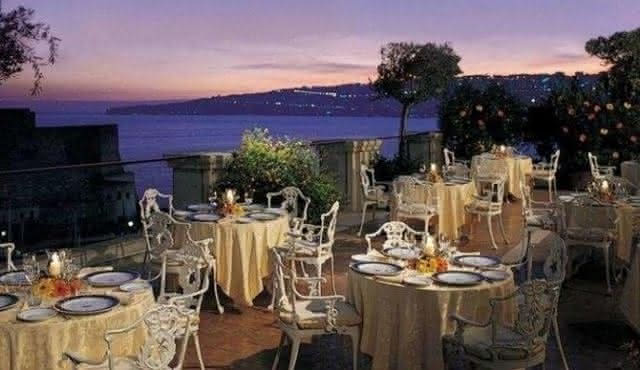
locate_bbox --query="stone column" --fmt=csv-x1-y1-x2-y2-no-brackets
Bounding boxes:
165,152,231,209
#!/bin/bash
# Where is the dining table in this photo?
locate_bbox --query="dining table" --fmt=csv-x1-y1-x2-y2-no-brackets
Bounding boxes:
391,176,477,240
0,284,154,370
173,209,290,306
348,262,515,370
471,153,533,198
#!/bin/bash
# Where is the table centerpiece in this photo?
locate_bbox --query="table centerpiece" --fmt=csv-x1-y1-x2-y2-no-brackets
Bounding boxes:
217,189,245,217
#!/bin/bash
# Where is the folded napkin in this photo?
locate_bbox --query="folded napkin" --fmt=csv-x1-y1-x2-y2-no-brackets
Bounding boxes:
107,291,134,306
375,272,405,284
76,266,113,279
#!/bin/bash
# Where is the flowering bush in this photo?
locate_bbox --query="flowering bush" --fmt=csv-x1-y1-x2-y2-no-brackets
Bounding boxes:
439,83,526,159
219,128,340,222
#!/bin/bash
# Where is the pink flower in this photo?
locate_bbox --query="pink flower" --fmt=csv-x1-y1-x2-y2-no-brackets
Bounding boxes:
579,134,587,142
606,103,614,111
616,122,624,129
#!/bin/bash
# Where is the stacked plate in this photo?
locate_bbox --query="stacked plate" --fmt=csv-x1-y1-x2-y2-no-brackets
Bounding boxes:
243,204,264,212
265,207,287,215
119,281,151,293
453,255,501,269
173,210,195,219
350,262,403,276
86,271,140,288
54,295,120,316
187,204,214,212
382,247,422,260
17,307,57,322
0,270,31,286
248,212,279,221
431,271,484,286
0,293,19,312
189,213,221,222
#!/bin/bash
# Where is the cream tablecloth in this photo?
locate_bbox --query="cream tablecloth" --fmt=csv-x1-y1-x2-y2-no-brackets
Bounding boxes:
174,216,289,306
391,179,476,239
471,154,533,198
0,288,154,370
347,269,515,370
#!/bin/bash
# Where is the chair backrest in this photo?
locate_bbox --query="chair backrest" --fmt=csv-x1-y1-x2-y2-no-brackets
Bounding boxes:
587,152,605,179
364,221,425,253
104,304,191,370
0,243,16,271
485,179,506,212
267,187,311,225
443,148,455,168
520,181,533,218
542,232,568,286
550,150,561,173
139,188,174,220
159,231,214,314
360,165,375,194
319,201,340,245
393,176,433,207
141,211,183,258
476,158,508,179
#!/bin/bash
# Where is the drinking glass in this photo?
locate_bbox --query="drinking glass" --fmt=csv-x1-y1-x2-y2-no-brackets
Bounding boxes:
22,253,40,283
244,191,253,206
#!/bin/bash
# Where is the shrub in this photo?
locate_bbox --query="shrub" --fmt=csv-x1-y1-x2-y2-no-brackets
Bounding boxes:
218,128,340,222
439,83,527,159
372,154,421,182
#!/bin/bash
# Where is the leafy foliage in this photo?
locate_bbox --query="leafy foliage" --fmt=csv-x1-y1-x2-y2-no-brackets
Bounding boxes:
439,83,526,159
218,128,340,222
372,154,421,182
372,42,462,157
0,5,60,95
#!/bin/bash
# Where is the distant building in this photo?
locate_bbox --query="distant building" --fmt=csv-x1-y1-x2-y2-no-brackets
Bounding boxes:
0,109,137,250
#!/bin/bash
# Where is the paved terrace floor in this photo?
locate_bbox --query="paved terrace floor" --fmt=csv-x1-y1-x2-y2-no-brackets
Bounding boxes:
137,190,638,369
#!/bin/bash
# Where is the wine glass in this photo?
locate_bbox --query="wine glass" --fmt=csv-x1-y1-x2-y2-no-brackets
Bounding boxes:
244,190,253,206
208,191,218,211
22,254,41,306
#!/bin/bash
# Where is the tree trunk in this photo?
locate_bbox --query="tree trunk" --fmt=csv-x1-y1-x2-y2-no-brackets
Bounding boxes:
398,104,411,160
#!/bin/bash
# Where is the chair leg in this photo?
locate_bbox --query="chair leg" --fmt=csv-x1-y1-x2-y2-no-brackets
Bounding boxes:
350,328,360,370
193,332,205,370
211,264,224,314
498,213,509,244
288,338,301,370
372,202,377,221
487,215,498,250
553,177,558,200
272,333,286,370
268,273,278,311
604,245,612,295
316,262,323,296
548,180,553,202
358,203,368,236
330,256,337,295
553,316,570,370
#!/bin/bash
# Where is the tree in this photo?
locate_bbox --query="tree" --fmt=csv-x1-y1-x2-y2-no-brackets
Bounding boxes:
372,42,461,158
0,4,60,95
585,27,640,100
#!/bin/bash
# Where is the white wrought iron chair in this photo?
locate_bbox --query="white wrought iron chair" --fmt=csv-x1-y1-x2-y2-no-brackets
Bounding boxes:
562,196,618,294
465,178,509,249
532,149,560,202
139,188,176,217
521,181,558,233
64,304,192,370
446,279,560,370
271,249,361,370
357,165,389,236
0,243,16,271
473,157,509,200
443,148,470,179
392,176,437,234
267,186,311,232
139,188,180,276
364,221,425,254
160,232,220,370
588,152,615,180
282,201,340,297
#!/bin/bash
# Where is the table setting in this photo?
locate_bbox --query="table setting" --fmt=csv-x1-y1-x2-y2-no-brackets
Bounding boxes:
172,188,289,306
0,251,154,370
348,236,515,370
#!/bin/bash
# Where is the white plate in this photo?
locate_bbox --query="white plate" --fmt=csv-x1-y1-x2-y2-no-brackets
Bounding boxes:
187,204,214,212
0,294,19,312
454,255,501,268
432,271,484,286
86,271,140,287
351,262,403,276
249,212,279,221
17,307,57,322
173,210,194,218
235,217,254,224
54,295,119,315
190,213,220,222
558,195,574,202
119,281,150,293
243,204,264,212
0,271,31,286
404,275,432,286
264,208,287,215
350,254,382,263
481,270,510,282
383,247,422,260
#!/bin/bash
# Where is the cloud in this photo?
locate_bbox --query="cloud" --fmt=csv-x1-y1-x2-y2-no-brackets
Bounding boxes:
231,61,375,74
526,51,598,69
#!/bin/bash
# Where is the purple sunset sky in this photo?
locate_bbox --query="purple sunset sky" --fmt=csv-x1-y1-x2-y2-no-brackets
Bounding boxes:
2,0,639,100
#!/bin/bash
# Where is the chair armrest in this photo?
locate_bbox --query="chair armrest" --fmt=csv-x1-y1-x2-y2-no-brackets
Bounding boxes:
63,351,107,367
449,313,490,328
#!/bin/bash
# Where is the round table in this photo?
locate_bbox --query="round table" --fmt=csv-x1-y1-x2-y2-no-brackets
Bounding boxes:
471,154,533,198
347,269,515,370
0,288,154,370
174,215,289,306
391,178,476,239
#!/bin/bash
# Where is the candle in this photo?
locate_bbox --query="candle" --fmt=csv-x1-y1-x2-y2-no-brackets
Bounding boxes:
601,180,609,191
499,145,506,153
49,252,62,278
225,189,235,204
430,163,437,173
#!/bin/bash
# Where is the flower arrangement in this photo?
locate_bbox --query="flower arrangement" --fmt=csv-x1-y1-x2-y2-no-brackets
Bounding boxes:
32,277,84,299
416,236,449,273
587,178,625,203
217,189,245,217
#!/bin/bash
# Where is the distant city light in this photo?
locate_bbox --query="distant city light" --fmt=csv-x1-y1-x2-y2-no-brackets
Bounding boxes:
531,98,536,103
0,231,5,237
127,221,134,228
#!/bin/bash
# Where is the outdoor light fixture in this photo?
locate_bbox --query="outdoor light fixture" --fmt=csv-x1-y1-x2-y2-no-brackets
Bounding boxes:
127,221,134,228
